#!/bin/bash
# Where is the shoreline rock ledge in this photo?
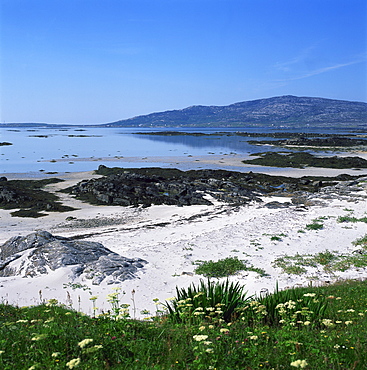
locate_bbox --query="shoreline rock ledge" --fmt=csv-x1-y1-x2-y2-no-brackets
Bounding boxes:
0,231,147,285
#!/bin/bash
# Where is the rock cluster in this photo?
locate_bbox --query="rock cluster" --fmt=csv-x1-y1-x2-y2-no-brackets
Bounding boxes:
66,166,341,208
250,136,367,147
0,231,147,285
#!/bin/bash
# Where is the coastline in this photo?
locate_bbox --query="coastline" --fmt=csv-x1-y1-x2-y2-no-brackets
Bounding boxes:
4,150,367,180
0,161,366,318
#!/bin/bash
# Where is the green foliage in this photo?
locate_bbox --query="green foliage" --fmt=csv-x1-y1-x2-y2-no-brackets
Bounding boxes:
337,215,367,223
273,248,367,275
352,234,367,248
272,254,314,275
313,250,339,266
1,280,367,369
194,256,266,278
164,279,249,323
251,283,328,327
305,219,324,230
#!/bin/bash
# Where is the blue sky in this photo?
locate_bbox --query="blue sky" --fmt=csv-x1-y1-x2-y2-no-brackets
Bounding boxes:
1,0,366,124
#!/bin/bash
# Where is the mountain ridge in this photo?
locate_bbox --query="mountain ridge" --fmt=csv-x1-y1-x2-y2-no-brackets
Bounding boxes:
2,95,367,128
106,95,367,128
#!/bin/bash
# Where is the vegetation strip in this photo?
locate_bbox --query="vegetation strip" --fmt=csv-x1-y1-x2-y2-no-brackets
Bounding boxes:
1,279,366,369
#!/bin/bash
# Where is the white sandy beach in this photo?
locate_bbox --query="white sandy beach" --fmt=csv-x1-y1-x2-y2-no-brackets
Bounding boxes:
0,163,367,319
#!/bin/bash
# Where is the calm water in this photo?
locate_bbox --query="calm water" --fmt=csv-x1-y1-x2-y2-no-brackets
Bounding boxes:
0,126,363,176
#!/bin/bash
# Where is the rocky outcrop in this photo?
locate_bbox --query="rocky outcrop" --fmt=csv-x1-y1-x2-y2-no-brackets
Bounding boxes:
0,178,76,218
0,231,147,285
249,136,367,148
65,166,343,208
66,167,263,207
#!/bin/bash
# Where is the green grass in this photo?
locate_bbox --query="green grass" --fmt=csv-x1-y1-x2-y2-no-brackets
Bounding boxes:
353,234,367,248
194,256,267,278
1,279,367,369
305,218,325,230
337,215,367,223
273,247,367,275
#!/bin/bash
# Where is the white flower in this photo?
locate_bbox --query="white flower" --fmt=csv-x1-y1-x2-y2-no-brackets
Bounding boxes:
290,359,308,368
249,335,258,340
322,319,334,327
303,293,316,297
66,358,81,369
83,345,103,354
193,335,208,341
78,338,93,348
31,334,47,341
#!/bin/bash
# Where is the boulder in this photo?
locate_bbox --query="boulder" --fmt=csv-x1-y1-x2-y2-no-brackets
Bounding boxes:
0,231,147,284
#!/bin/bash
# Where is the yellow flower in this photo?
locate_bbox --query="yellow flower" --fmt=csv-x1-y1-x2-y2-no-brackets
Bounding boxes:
220,328,229,333
66,357,81,369
199,326,206,331
78,338,93,348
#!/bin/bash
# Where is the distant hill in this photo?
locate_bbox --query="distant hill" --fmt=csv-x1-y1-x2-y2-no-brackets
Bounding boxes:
106,95,367,128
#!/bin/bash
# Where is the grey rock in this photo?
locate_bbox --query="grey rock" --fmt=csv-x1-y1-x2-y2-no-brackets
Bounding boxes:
0,231,147,284
264,201,292,209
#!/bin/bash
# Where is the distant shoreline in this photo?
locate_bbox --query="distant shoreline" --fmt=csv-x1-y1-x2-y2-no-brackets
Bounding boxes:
3,151,367,181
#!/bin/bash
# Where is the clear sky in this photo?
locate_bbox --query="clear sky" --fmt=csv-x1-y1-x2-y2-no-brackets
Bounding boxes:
1,0,366,124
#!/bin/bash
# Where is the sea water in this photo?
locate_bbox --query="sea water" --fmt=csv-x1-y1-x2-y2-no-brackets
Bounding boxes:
0,126,362,176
